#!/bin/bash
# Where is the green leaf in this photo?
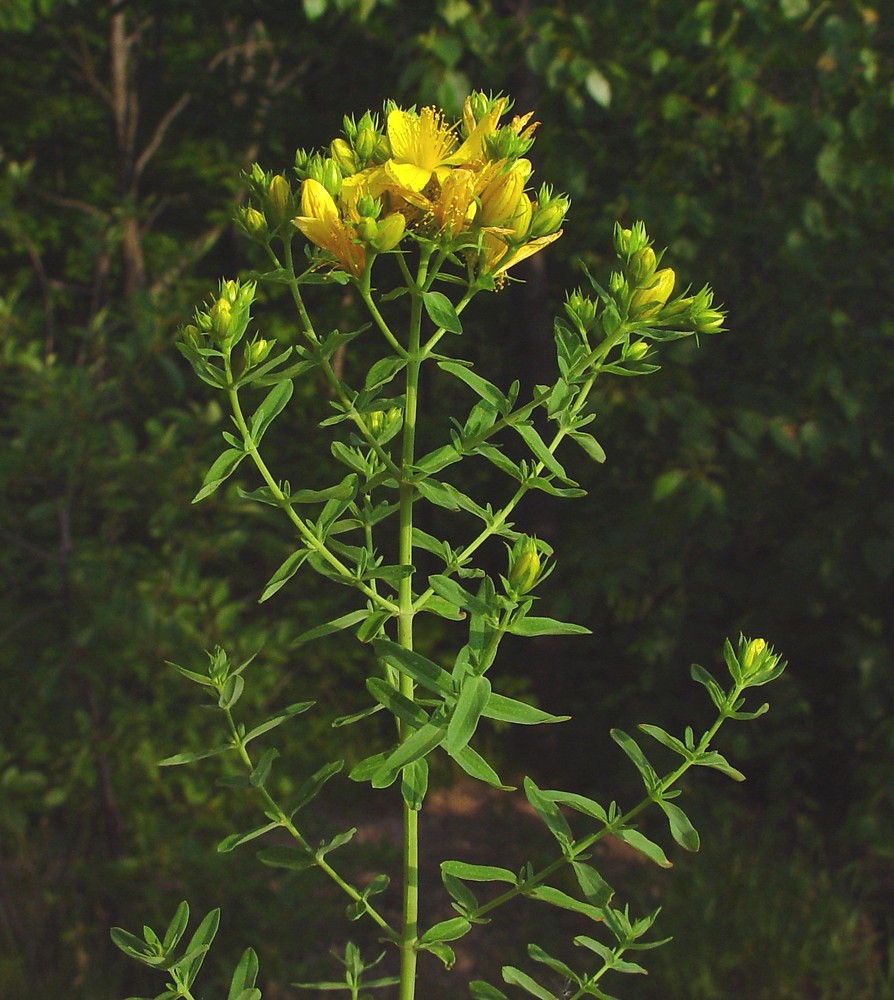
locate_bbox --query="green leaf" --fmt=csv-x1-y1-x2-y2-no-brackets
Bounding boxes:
469,983,509,1000
527,943,577,983
418,916,472,945
524,777,572,846
290,760,345,814
502,966,559,999
482,692,570,726
638,723,690,758
428,574,492,616
257,846,315,872
613,828,672,868
165,661,215,688
437,360,506,409
259,548,310,602
423,290,463,334
180,908,220,987
658,799,700,851
526,885,605,922
370,720,447,787
110,927,163,966
441,860,516,883
514,422,572,482
193,448,246,503
249,380,293,443
157,744,231,767
540,789,607,822
365,355,407,390
507,615,590,636
249,747,278,788
228,948,260,1000
372,639,453,696
401,757,429,810
696,750,746,782
291,475,359,504
367,677,430,730
571,861,613,906
292,610,368,645
217,821,279,853
218,673,245,710
690,662,726,711
611,729,659,791
446,675,492,756
161,901,190,952
567,429,606,464
452,743,514,790
242,701,315,745
316,827,356,859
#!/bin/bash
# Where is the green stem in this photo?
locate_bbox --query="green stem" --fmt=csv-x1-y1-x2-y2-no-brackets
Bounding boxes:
470,682,746,922
274,243,403,482
222,706,399,941
396,245,433,1000
224,358,399,615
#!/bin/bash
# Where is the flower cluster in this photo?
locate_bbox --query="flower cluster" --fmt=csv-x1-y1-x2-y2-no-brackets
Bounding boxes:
285,93,569,282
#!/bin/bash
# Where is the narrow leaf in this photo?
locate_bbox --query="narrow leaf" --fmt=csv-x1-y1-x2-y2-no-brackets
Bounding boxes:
217,821,279,853
249,380,293,443
260,548,309,602
227,947,260,1000
373,638,453,695
193,449,245,503
611,729,659,791
508,616,590,637
158,744,231,767
441,860,516,883
418,917,472,945
502,966,559,999
437,361,506,409
524,777,572,845
612,828,672,868
446,675,492,756
482,692,570,726
292,610,368,645
659,799,700,851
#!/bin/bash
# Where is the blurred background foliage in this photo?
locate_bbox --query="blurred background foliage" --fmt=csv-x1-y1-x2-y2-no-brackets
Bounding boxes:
1,0,892,997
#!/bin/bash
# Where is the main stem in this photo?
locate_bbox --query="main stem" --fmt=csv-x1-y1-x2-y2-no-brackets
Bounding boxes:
396,246,432,1000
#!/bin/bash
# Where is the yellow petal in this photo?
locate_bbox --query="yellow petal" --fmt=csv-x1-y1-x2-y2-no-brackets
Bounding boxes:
385,158,433,193
300,178,339,222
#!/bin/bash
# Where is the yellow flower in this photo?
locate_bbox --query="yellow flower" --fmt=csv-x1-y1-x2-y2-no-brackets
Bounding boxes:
293,178,366,278
384,100,508,195
429,167,479,238
479,228,563,278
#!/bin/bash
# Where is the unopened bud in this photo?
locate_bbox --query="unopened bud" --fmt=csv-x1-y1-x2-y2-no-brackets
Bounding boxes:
479,168,525,228
355,126,377,162
625,340,649,360
507,536,542,595
245,338,272,366
742,638,767,675
528,197,569,239
330,138,358,175
629,268,675,320
565,291,597,331
242,207,267,238
629,246,657,285
614,225,633,256
267,175,292,223
356,216,379,242
210,298,232,338
370,212,406,252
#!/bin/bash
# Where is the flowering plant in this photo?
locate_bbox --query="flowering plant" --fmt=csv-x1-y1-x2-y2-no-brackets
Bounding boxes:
112,92,783,1000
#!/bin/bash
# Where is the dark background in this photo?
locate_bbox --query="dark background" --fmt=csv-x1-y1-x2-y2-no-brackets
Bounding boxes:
1,1,892,997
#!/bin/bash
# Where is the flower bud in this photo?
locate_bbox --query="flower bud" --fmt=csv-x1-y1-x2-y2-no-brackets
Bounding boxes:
241,207,268,239
355,126,377,162
507,536,542,595
507,194,533,239
267,175,292,225
478,168,526,228
330,138,358,175
629,268,676,319
321,159,342,198
625,340,649,360
210,297,232,339
356,216,379,243
565,291,597,331
370,212,406,252
609,270,628,297
742,638,767,675
614,225,633,256
628,246,657,285
245,338,273,366
528,195,569,239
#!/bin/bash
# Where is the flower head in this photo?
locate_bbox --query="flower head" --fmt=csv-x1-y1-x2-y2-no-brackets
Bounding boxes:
293,178,366,278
